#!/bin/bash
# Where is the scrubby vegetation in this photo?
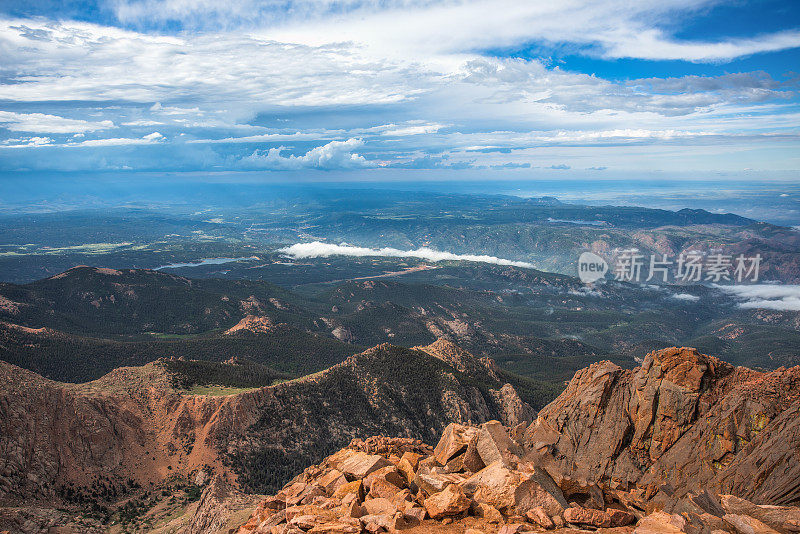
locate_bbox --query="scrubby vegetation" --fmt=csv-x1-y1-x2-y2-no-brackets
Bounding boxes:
163,358,291,391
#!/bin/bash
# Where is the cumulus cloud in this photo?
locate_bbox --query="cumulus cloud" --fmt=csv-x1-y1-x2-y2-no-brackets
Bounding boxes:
0,136,53,148
240,138,374,170
718,284,800,311
278,241,536,268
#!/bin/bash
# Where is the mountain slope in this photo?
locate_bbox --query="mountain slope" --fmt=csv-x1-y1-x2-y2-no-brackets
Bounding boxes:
0,340,536,508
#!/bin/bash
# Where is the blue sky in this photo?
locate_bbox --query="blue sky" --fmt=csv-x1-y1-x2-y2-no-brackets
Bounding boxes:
0,0,799,180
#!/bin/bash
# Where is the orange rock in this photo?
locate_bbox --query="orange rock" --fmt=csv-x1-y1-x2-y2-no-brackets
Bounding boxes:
317,469,348,495
423,484,472,520
333,480,364,502
334,451,392,479
470,501,503,524
564,506,612,528
365,465,406,490
526,506,555,529
607,508,636,526
369,478,402,500
363,497,397,516
434,423,480,465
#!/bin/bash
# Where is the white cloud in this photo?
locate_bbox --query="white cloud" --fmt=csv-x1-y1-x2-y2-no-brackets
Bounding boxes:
0,136,53,148
260,0,800,63
0,4,798,173
718,284,800,311
240,138,374,170
672,293,700,301
121,119,164,126
0,111,114,133
278,241,536,268
75,132,164,147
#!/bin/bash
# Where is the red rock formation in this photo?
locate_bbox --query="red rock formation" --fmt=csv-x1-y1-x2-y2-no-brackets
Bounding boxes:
524,347,800,506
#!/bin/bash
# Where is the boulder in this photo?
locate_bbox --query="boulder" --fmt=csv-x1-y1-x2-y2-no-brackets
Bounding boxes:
720,495,800,533
463,434,486,473
475,421,523,467
607,508,637,527
564,506,612,528
635,511,690,534
559,476,605,510
526,506,555,529
333,480,365,502
424,484,472,520
461,462,567,516
360,513,394,533
342,500,366,519
434,423,479,465
365,466,406,491
334,451,392,480
369,478,402,500
444,453,465,473
414,471,466,496
308,519,361,534
363,497,397,516
498,525,526,534
316,469,348,496
288,514,318,530
397,452,424,483
470,501,503,524
404,506,426,522
724,514,781,534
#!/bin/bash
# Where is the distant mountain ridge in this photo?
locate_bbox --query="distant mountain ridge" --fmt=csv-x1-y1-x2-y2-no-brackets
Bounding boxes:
2,265,800,388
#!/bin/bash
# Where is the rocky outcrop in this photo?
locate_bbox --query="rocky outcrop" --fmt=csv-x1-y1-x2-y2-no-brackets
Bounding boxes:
233,418,800,534
416,338,501,381
224,315,278,335
523,347,800,506
234,424,573,533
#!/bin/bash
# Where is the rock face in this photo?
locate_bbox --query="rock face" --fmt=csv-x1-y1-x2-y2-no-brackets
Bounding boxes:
524,347,800,506
0,340,534,502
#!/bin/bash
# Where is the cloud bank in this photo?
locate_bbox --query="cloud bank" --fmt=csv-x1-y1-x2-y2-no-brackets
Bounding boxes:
719,284,800,311
277,242,536,268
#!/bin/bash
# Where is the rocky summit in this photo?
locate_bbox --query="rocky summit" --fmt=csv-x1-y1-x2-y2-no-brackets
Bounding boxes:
1,345,798,533
182,346,800,534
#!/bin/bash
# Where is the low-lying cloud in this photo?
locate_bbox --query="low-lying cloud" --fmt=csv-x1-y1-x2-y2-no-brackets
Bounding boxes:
718,284,800,311
241,139,374,170
277,242,536,268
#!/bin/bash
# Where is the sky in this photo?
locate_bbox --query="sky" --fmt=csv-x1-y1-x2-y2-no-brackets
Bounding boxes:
0,0,799,180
